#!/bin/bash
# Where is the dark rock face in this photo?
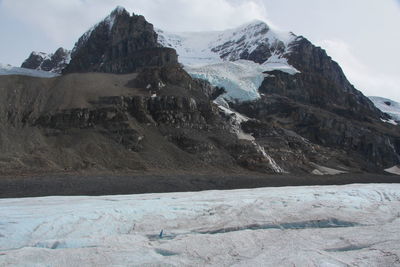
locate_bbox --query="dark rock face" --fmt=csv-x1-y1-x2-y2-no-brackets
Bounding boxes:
259,37,384,121
232,95,400,171
14,65,296,174
21,48,71,74
64,8,178,74
36,105,144,151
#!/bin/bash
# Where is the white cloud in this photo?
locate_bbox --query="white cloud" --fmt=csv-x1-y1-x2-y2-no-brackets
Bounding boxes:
0,0,268,47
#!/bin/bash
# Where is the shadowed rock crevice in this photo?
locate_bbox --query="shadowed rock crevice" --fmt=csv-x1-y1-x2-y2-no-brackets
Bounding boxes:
197,218,361,235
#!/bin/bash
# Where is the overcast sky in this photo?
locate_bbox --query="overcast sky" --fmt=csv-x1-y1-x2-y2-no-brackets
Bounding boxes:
0,0,399,101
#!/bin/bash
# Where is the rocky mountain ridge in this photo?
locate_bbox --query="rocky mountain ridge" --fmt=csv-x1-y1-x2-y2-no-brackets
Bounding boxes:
158,22,385,121
4,6,399,175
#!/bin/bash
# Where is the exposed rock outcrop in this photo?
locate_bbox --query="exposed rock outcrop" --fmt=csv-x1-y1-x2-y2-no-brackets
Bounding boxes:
280,37,385,120
21,48,71,74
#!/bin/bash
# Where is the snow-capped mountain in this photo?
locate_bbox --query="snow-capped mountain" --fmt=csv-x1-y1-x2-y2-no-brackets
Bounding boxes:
157,20,296,66
21,48,71,74
0,63,59,78
157,21,299,101
369,96,400,124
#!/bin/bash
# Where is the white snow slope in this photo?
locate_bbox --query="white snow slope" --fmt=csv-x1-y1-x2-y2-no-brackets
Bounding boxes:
0,63,59,78
1,184,400,266
370,96,400,124
158,21,299,102
157,20,296,67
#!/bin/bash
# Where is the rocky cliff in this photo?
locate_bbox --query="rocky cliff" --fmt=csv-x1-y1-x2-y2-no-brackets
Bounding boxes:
63,7,177,74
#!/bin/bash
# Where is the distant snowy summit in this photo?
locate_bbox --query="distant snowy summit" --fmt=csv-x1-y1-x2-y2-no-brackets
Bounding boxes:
21,47,71,74
157,20,297,67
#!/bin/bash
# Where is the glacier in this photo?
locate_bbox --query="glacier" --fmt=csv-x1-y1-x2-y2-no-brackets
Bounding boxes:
187,60,268,101
1,184,400,266
185,59,299,102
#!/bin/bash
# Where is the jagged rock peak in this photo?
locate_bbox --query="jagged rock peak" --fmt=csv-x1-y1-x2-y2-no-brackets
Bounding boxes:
73,6,130,50
21,47,71,74
112,5,128,14
101,5,130,30
64,6,178,74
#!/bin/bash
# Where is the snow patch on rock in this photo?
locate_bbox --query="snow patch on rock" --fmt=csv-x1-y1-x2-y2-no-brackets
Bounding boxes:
216,102,254,141
216,100,284,173
263,52,300,75
385,165,400,175
252,141,286,173
311,163,347,175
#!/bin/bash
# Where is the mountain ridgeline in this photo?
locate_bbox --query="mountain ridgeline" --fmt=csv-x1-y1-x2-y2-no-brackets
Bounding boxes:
6,7,400,175
21,48,71,74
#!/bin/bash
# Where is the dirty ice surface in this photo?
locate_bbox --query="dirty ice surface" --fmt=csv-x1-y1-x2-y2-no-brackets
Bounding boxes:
1,184,400,266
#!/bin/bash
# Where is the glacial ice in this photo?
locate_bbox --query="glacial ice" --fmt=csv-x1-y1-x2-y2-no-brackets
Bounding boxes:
1,184,400,266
